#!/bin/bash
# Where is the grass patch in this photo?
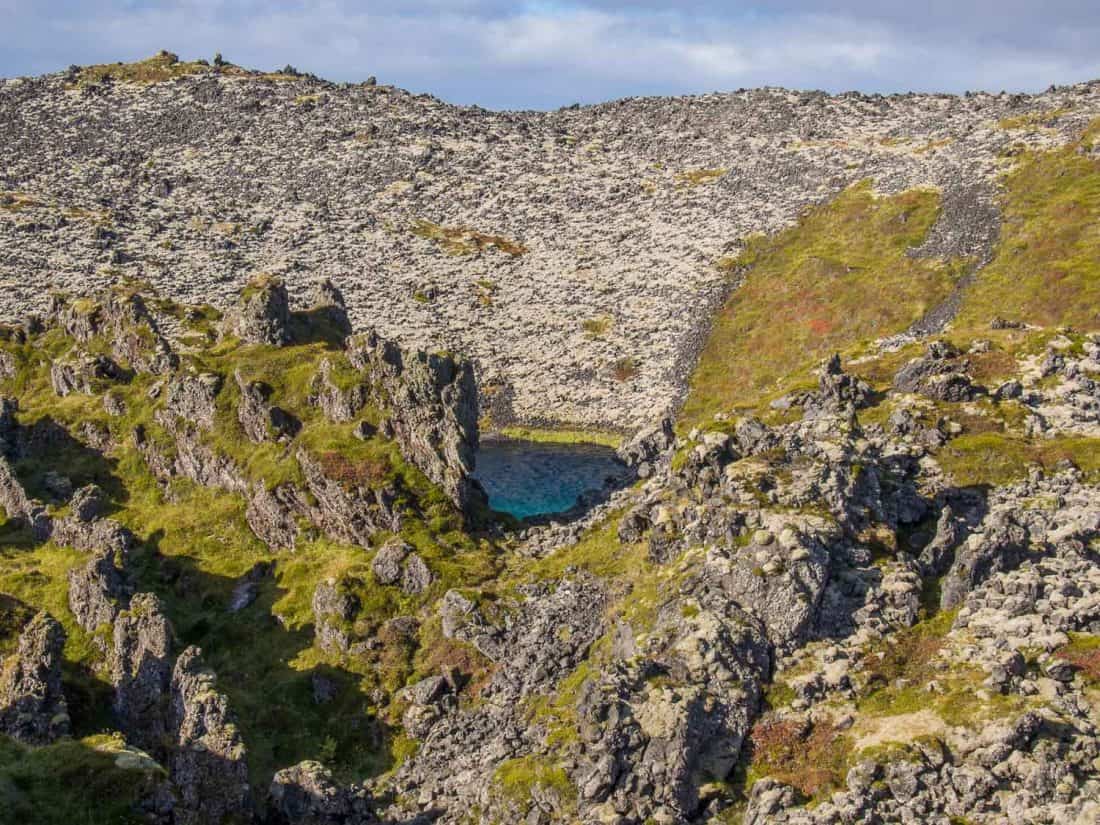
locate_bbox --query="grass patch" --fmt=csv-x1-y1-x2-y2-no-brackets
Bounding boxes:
72,51,214,86
676,168,728,187
410,220,526,257
492,756,576,814
682,181,962,427
0,733,163,825
496,426,623,449
936,433,1100,487
998,107,1073,131
955,120,1100,331
582,316,612,339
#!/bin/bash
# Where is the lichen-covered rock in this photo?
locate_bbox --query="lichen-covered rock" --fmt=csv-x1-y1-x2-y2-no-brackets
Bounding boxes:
68,483,107,522
49,351,127,397
0,612,70,745
244,482,303,550
47,289,178,375
226,274,291,345
52,513,136,556
312,579,360,653
310,357,367,423
297,450,402,547
168,646,254,825
401,552,433,595
893,340,983,401
371,538,410,586
0,455,52,540
268,760,373,825
164,371,223,429
371,539,433,594
67,548,132,632
111,592,174,759
235,369,300,443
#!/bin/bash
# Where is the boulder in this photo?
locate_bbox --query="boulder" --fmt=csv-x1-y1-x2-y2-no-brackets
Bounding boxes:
268,760,372,825
235,369,300,443
312,579,360,652
894,341,982,402
165,372,223,429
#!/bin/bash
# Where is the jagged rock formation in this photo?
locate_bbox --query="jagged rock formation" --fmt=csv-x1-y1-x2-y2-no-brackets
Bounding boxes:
0,612,70,745
347,331,484,512
111,592,174,758
67,548,132,632
169,646,254,825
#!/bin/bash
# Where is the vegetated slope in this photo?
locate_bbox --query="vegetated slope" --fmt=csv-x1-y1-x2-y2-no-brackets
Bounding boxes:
2,69,1100,825
4,52,1100,428
0,276,501,821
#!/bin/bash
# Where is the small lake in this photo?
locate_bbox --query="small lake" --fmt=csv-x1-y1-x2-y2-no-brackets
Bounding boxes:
473,438,628,520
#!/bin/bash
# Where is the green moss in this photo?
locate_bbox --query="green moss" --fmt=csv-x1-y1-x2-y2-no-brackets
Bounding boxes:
73,51,215,86
410,220,527,257
492,756,576,812
675,168,728,187
495,426,623,449
998,107,1072,131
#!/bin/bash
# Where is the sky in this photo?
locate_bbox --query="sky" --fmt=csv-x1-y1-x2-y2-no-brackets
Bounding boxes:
3,1,1100,110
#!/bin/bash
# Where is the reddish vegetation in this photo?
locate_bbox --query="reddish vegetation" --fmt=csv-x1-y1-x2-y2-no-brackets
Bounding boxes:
1061,646,1100,683
747,715,849,798
318,452,389,487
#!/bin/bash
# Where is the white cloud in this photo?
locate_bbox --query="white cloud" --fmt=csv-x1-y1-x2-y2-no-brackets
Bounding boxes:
3,1,1100,108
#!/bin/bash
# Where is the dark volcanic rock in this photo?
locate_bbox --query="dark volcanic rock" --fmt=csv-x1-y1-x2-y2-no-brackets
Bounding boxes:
226,275,291,345
894,341,983,401
312,579,360,653
111,592,174,759
0,612,70,745
168,646,254,825
165,371,223,429
67,548,132,632
349,331,484,511
235,369,301,443
268,760,372,825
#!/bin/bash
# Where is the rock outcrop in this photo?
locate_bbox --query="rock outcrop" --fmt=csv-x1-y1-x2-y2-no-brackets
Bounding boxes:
67,548,132,632
348,331,484,511
225,275,291,346
0,612,70,745
111,593,174,758
268,760,373,825
168,647,254,825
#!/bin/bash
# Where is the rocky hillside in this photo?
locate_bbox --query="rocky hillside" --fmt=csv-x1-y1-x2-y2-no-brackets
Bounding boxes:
2,54,1100,825
3,52,1100,428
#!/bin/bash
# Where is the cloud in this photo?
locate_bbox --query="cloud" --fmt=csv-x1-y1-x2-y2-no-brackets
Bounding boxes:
3,1,1100,109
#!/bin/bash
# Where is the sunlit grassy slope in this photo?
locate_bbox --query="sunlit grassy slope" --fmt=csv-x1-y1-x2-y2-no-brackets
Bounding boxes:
953,122,1100,333
681,181,965,428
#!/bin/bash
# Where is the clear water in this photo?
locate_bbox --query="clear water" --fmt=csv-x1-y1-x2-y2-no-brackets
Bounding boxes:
472,438,627,520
